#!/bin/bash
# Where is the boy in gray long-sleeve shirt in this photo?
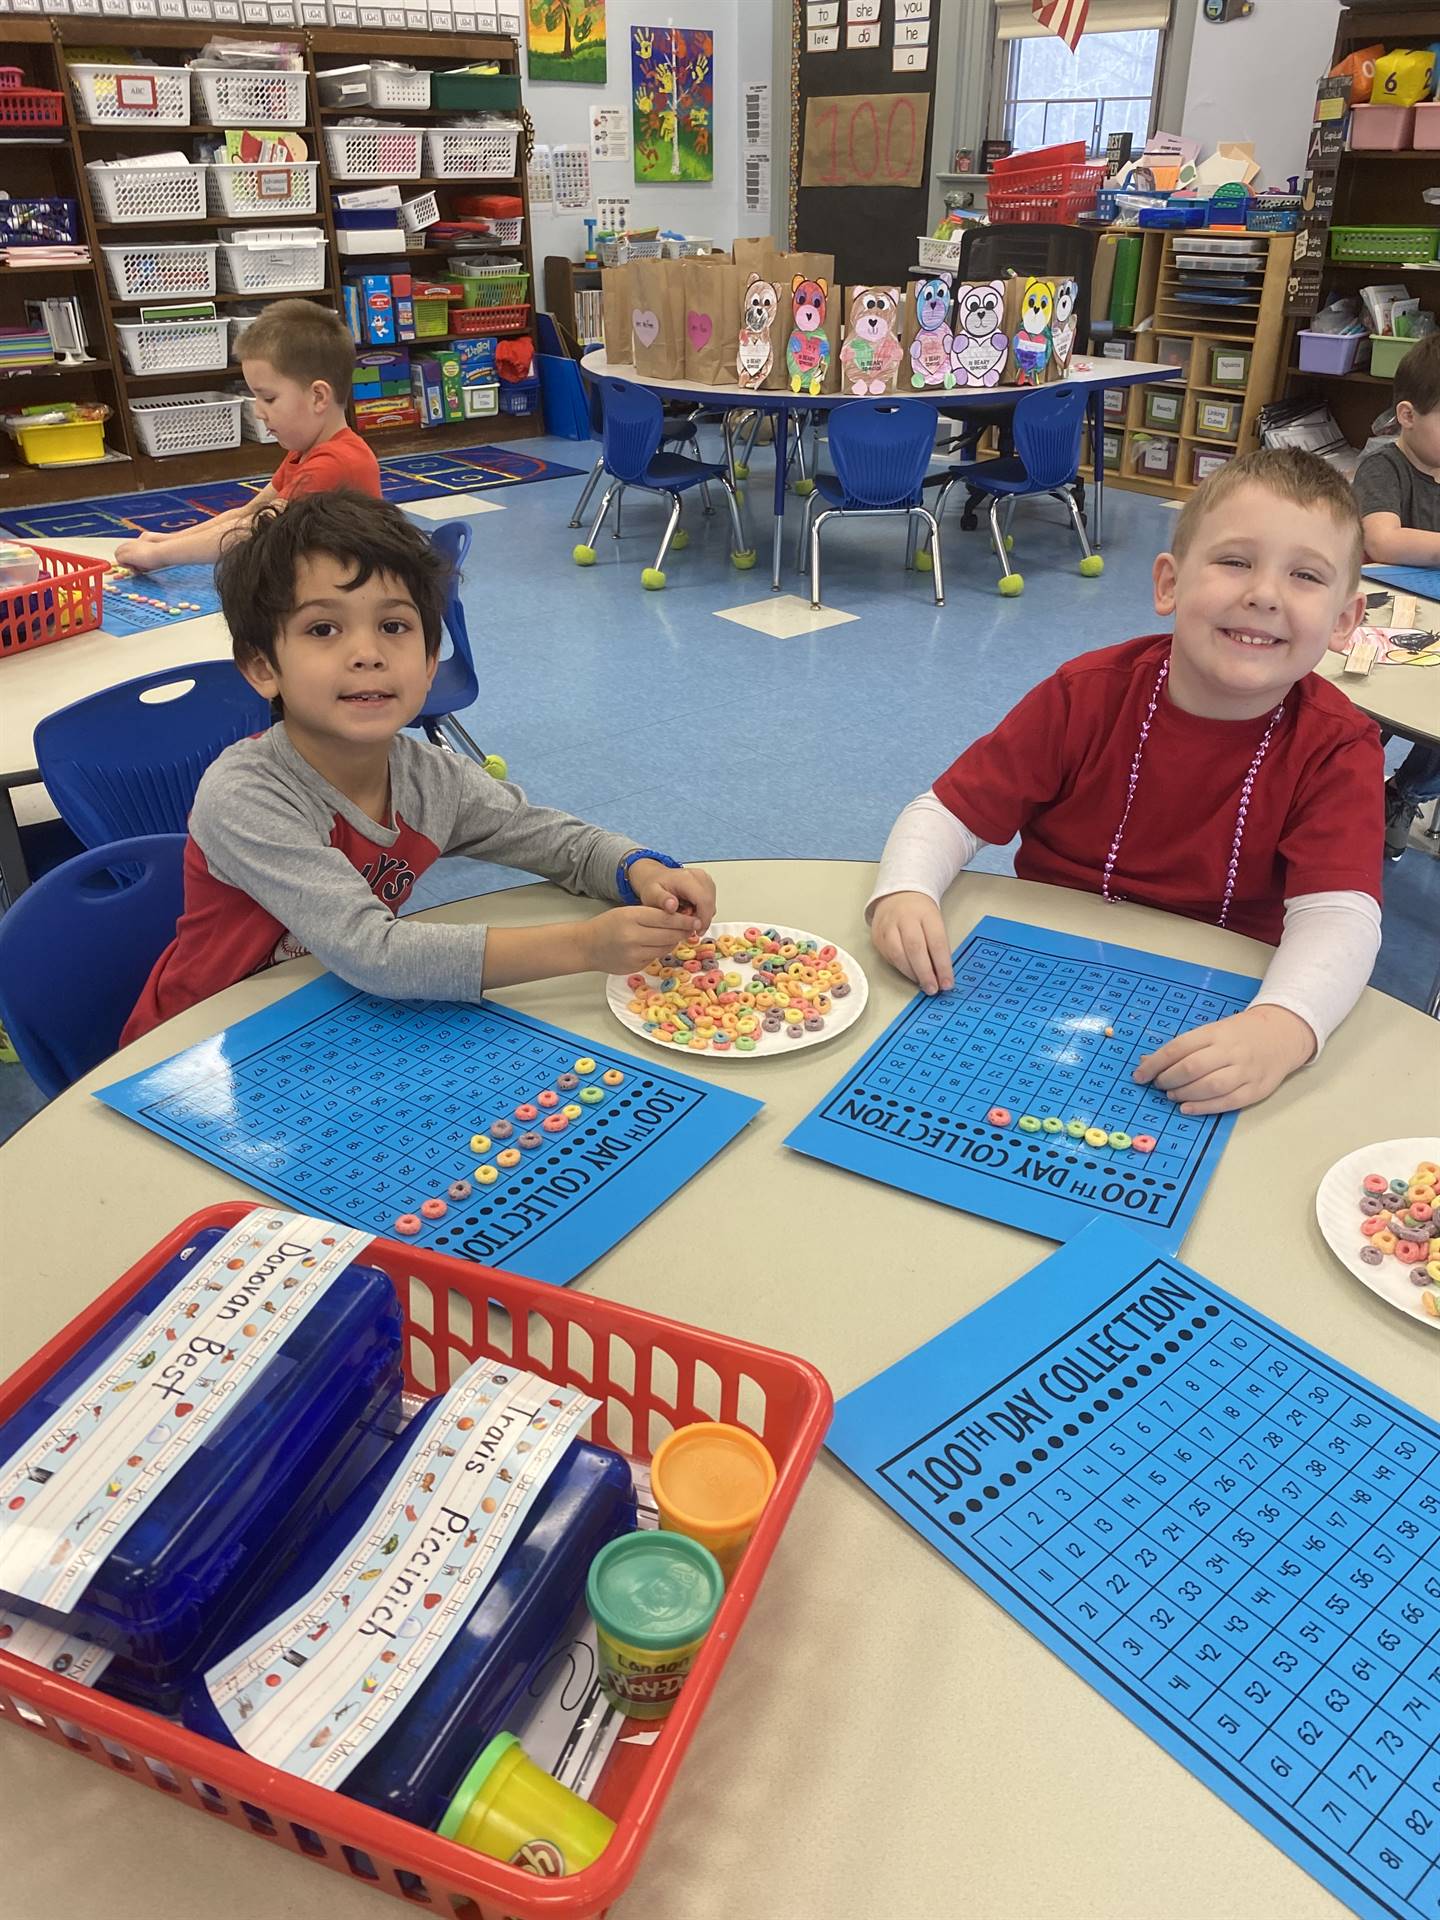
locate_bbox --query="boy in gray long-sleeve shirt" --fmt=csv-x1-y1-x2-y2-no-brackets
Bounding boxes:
123,493,714,1044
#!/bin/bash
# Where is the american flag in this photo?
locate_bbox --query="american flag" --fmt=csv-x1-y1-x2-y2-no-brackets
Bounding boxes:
1032,0,1090,51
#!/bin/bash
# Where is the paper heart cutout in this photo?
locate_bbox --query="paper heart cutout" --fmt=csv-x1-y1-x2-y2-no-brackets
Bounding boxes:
174,1402,194,1417
632,307,661,349
686,310,713,352
423,1592,442,1610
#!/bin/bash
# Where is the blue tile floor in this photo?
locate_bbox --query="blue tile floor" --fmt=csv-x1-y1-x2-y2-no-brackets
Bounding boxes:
2,425,1436,1141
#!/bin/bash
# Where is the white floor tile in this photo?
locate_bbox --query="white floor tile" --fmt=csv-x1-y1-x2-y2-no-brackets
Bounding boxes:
714,594,860,638
406,493,504,520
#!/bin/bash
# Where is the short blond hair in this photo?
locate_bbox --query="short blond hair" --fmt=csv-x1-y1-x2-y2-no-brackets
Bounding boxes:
1171,448,1365,585
238,298,356,406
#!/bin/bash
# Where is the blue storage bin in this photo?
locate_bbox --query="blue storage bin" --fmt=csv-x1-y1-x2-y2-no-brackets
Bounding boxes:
333,204,406,231
498,375,542,418
537,353,591,439
1138,203,1208,229
0,1227,404,1712
183,1392,635,1831
0,197,79,245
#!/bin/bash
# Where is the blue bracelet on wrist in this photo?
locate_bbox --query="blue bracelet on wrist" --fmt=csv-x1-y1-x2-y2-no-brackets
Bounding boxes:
617,847,681,904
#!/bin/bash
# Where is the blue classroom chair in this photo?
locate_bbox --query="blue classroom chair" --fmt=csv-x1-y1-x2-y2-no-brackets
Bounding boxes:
931,382,1103,597
572,376,754,589
406,520,507,778
567,379,715,532
796,398,944,612
0,835,185,1098
34,660,270,848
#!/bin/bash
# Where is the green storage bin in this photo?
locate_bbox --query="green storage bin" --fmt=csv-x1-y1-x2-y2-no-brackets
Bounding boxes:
1143,387,1184,431
1209,344,1251,388
1370,334,1423,381
430,72,522,111
414,297,450,338
1328,226,1440,264
1194,394,1242,442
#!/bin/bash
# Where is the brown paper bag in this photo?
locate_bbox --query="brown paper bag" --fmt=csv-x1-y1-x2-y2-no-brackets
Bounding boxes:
1004,274,1061,386
772,251,839,394
1050,276,1080,375
630,257,686,381
683,258,742,385
949,279,1010,390
732,235,776,276
901,272,957,391
601,263,635,364
736,267,783,390
836,285,905,397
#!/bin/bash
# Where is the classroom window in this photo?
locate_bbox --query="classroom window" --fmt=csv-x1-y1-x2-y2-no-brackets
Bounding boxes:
991,15,1166,158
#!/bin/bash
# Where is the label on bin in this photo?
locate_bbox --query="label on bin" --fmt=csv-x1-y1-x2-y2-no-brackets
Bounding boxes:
0,1607,113,1686
0,1211,370,1613
205,1360,599,1787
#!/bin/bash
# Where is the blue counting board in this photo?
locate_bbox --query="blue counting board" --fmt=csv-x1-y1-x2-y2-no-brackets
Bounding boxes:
785,918,1257,1252
830,1218,1440,1920
1364,565,1440,607
103,563,223,637
95,975,761,1286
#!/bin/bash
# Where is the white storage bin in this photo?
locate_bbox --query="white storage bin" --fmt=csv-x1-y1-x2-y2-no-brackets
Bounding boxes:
366,62,429,108
229,310,263,357
487,216,523,248
217,228,328,293
69,63,192,126
102,240,217,301
424,124,520,179
116,315,229,376
130,391,243,458
193,66,307,127
206,161,319,217
916,233,964,271
400,191,440,234
87,161,206,225
240,395,277,442
324,125,425,180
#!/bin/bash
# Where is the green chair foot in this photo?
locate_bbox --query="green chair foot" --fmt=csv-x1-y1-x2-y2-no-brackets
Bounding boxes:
641,567,667,590
482,753,509,780
914,549,934,573
1005,533,1015,551
572,543,597,566
670,528,689,551
792,476,816,497
998,572,1025,597
731,548,757,570
733,461,749,480
1079,554,1104,577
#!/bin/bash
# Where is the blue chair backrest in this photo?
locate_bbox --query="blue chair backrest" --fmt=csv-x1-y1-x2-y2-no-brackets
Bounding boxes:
828,399,938,509
597,376,666,485
413,519,478,720
34,659,270,849
0,835,186,1098
1010,382,1089,491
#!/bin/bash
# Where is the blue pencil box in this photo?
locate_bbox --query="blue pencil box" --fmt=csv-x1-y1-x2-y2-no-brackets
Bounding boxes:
183,1392,635,1830
0,1226,404,1713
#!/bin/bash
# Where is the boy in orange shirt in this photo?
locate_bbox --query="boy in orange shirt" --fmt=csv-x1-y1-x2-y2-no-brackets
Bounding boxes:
114,300,380,574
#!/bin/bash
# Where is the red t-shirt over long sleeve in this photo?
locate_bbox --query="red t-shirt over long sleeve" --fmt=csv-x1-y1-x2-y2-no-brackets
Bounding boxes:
270,425,381,501
931,635,1383,944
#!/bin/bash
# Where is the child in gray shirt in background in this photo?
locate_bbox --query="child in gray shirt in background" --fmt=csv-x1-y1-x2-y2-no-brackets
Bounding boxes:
123,492,714,1043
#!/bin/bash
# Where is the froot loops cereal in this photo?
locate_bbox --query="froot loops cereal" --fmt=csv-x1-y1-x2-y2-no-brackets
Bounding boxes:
623,926,854,1054
1355,1156,1440,1317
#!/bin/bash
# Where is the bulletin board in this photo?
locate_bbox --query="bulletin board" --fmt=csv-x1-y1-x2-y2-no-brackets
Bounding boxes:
791,0,944,287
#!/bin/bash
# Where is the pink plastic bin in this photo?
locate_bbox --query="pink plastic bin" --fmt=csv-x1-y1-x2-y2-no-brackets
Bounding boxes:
1297,330,1369,375
1348,104,1416,150
1416,103,1440,151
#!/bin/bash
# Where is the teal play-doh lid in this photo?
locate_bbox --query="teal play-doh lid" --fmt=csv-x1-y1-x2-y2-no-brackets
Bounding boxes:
585,1532,724,1651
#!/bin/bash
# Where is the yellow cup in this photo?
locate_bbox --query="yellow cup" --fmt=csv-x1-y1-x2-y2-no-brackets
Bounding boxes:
650,1421,776,1583
439,1733,614,1877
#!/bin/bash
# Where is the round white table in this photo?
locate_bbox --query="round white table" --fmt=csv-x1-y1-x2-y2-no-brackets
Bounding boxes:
1,864,1436,1920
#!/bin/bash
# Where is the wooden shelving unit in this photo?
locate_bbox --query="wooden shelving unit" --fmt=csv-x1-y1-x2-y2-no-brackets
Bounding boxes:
1279,0,1440,446
1083,230,1295,499
0,19,539,503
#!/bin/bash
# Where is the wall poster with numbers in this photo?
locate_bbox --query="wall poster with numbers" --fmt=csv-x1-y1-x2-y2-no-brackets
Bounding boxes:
829,1218,1440,1920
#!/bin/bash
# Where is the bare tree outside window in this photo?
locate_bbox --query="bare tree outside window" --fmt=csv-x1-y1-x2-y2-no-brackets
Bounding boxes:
999,29,1161,156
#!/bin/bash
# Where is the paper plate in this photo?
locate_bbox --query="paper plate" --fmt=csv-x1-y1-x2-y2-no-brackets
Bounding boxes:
1314,1137,1440,1331
606,921,869,1060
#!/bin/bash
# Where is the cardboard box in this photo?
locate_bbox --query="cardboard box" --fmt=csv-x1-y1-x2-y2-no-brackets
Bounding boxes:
410,356,443,424
454,336,497,381
334,185,402,211
340,281,362,342
360,274,396,346
391,271,415,342
336,228,407,257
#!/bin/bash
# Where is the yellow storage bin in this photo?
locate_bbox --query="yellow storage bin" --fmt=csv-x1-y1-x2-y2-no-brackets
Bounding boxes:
10,418,106,466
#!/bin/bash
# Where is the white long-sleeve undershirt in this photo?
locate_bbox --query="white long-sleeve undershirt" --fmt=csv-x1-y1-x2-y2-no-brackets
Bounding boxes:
867,790,1381,1056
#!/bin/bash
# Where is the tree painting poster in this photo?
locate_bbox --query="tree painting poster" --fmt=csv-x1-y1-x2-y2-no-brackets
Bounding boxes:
630,26,714,184
526,0,606,85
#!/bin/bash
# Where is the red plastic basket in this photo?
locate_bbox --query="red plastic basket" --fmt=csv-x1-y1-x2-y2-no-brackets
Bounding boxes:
0,547,107,659
988,161,1107,226
0,85,63,129
989,139,1087,177
450,302,531,337
0,1204,832,1919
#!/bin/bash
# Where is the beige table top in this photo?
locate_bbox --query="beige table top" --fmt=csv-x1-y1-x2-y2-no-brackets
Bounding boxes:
1,864,1436,1920
1317,585,1440,748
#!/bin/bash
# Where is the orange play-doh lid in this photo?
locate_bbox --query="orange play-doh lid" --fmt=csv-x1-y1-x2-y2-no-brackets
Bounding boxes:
650,1421,776,1533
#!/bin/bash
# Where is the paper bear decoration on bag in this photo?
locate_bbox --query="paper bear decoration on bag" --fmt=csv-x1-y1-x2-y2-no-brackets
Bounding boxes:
737,272,780,388
1049,278,1079,374
839,286,904,396
787,277,831,396
1012,277,1055,386
909,274,955,389
951,280,1007,389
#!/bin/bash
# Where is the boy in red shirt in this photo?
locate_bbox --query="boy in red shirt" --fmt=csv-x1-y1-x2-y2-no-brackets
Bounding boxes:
869,449,1383,1115
113,300,381,574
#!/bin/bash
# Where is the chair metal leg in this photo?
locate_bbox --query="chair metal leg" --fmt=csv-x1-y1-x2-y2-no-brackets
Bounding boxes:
699,474,714,516
913,508,944,607
905,513,918,571
742,410,763,467
810,507,836,610
653,493,683,574
795,489,817,573
425,713,489,762
988,497,1011,584
1055,487,1096,562
721,476,750,557
585,481,618,549
568,455,603,529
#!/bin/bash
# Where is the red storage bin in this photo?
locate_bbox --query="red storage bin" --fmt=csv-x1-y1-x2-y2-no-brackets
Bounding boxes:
0,547,107,659
987,144,1107,225
0,83,63,129
450,302,531,336
0,1203,832,1920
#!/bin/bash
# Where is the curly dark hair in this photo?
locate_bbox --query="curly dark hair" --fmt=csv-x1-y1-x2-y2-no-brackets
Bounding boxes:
217,490,452,679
